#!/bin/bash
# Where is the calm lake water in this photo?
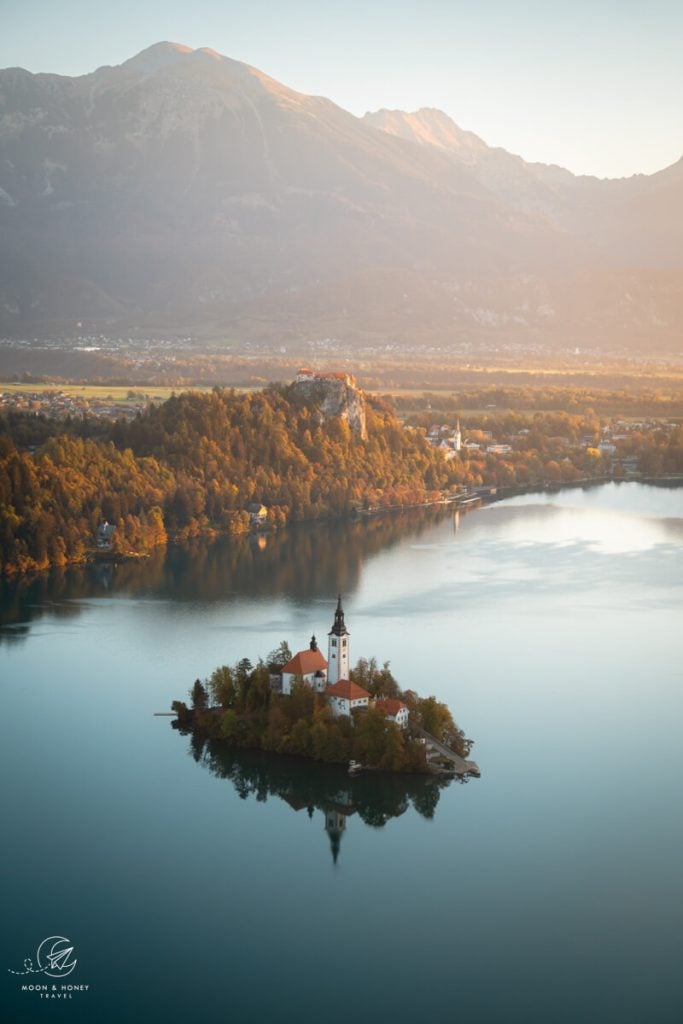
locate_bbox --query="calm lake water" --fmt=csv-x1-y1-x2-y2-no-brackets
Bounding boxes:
2,482,682,1024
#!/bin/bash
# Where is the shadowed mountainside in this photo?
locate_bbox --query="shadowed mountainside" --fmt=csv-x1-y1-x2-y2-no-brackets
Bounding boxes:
0,42,681,350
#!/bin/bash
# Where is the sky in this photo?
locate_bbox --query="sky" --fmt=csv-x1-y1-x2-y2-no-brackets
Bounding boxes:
1,0,681,179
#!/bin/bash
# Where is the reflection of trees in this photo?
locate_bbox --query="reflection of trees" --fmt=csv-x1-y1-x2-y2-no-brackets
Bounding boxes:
0,507,451,643
183,733,453,833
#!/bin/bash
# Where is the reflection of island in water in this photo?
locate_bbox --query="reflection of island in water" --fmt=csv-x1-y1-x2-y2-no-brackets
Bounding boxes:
179,730,464,864
0,507,455,643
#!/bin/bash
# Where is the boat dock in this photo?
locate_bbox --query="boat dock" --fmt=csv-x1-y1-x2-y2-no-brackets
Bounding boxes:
415,727,480,777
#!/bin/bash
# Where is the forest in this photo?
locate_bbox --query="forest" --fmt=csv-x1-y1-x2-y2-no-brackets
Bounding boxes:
0,385,452,574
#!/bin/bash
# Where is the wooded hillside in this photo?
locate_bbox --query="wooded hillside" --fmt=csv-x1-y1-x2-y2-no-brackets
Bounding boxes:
0,385,452,574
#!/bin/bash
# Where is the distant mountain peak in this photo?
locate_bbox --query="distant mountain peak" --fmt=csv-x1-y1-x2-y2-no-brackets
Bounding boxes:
122,42,246,70
120,42,253,77
121,41,195,74
116,41,306,107
363,106,489,160
195,47,223,61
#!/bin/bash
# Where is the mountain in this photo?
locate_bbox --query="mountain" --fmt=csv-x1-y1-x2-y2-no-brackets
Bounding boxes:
362,107,490,162
363,107,683,243
0,42,681,351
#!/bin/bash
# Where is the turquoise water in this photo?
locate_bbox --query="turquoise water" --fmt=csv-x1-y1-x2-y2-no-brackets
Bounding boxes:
1,483,682,1024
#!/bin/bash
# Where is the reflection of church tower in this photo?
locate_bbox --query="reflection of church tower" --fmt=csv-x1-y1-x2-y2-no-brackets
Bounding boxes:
325,810,346,865
327,595,350,684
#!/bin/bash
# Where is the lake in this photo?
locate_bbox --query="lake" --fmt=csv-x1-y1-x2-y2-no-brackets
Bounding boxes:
2,482,682,1024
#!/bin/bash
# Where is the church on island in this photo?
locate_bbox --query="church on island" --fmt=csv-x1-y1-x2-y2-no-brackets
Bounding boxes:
275,597,409,728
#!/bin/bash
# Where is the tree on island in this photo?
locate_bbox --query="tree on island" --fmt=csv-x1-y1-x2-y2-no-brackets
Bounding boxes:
190,678,208,710
267,640,293,668
350,657,401,698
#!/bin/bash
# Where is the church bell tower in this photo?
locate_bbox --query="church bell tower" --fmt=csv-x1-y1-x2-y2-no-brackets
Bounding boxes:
327,594,350,683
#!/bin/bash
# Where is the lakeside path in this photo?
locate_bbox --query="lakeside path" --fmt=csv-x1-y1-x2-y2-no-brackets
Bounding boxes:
414,727,480,777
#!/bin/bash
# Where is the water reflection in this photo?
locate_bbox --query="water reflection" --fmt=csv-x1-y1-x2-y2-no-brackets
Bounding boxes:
179,732,457,864
0,507,453,643
2,484,680,645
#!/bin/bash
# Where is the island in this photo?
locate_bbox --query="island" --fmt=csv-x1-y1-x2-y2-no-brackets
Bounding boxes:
172,596,480,777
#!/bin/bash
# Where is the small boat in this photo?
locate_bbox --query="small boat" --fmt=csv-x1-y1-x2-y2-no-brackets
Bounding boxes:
348,760,362,775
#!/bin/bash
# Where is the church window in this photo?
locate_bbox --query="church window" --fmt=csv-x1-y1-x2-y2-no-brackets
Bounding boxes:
331,638,337,647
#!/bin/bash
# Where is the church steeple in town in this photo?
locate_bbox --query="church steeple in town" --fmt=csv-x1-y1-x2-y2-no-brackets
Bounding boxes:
453,418,462,452
327,595,350,683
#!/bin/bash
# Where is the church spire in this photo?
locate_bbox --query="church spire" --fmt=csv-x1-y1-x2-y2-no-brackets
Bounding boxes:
330,594,348,637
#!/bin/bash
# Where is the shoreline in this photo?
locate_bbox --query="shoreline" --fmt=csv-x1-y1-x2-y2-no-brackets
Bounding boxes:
172,709,479,780
2,475,681,580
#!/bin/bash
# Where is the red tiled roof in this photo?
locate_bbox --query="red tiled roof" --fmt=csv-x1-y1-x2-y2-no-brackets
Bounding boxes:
316,371,353,382
281,648,328,675
326,679,370,701
375,698,408,717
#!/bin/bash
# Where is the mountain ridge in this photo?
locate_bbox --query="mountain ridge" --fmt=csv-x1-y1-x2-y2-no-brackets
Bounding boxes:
0,43,681,351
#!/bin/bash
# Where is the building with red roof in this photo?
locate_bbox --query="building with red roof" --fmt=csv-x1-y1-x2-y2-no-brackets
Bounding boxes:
375,698,410,729
281,637,328,695
326,678,370,717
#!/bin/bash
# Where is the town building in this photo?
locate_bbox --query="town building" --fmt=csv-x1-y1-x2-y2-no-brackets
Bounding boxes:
96,521,116,550
375,698,409,729
246,501,268,525
427,421,461,455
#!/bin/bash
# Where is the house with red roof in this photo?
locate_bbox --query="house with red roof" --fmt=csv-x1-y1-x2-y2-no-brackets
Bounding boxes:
326,678,371,717
281,636,328,695
375,698,410,729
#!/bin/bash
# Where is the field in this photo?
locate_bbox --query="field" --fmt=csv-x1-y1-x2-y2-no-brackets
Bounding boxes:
2,351,683,421
0,383,211,402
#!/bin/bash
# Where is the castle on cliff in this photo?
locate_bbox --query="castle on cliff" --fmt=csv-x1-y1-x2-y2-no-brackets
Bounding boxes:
295,368,356,387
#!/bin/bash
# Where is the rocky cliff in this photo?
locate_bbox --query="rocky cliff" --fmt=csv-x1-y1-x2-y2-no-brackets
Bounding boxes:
289,371,367,440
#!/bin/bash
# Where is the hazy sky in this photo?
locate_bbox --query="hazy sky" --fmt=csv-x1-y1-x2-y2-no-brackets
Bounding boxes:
1,0,681,178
